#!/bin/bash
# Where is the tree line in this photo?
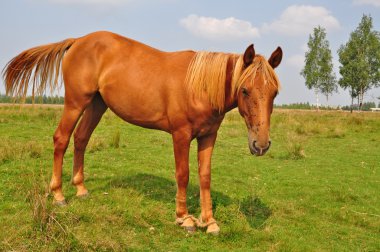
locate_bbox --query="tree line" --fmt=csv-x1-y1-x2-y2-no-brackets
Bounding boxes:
301,14,380,112
274,101,378,111
0,94,64,104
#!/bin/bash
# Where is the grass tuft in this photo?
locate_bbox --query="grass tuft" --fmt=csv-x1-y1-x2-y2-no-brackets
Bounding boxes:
27,177,52,233
0,140,43,164
24,169,83,250
327,127,346,138
283,132,306,160
110,130,120,148
87,138,105,153
286,143,306,160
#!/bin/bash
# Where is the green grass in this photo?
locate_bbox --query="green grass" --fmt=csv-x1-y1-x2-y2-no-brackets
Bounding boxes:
0,105,379,251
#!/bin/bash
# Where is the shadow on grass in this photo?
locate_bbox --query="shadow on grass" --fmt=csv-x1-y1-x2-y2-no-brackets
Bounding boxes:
104,173,271,229
240,196,272,229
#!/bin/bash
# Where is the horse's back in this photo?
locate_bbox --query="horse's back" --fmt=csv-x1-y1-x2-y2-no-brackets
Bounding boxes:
62,31,196,132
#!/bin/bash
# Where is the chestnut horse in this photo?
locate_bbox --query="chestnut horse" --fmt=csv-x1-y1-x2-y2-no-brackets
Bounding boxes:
3,31,282,234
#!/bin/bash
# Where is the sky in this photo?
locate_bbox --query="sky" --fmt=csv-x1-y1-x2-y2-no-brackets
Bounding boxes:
0,0,380,106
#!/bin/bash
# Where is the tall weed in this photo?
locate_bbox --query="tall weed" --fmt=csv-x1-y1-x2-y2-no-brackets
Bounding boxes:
284,133,306,160
110,130,120,148
25,168,81,250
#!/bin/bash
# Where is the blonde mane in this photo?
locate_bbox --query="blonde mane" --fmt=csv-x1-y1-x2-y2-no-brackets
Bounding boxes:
185,51,280,112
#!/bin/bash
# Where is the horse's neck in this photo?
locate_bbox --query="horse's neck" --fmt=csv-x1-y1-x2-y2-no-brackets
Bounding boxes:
223,56,239,113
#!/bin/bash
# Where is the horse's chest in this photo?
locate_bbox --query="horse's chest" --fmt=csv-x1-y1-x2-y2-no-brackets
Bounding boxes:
193,115,224,138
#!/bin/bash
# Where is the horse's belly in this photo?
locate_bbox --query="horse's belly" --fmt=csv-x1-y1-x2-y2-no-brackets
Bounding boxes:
99,83,170,131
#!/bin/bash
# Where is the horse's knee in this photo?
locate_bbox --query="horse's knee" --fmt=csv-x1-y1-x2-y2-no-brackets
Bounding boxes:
53,132,69,154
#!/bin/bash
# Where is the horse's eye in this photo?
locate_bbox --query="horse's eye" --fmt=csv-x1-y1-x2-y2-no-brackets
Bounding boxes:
242,88,249,97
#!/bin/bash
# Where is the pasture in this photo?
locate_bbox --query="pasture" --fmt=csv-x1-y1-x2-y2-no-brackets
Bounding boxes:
0,105,379,251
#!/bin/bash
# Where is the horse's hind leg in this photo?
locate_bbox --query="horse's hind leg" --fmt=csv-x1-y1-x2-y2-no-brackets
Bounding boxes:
50,89,96,204
72,93,107,197
50,106,88,204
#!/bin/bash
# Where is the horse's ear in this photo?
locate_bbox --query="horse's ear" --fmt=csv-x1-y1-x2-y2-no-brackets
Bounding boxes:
268,47,283,69
243,44,255,67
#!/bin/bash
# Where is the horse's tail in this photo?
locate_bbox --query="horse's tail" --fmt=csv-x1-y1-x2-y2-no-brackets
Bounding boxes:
2,38,76,101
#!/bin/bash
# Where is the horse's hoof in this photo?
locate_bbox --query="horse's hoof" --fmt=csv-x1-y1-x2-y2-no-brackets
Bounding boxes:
54,199,67,207
77,192,89,199
207,230,220,236
206,223,220,235
176,214,197,233
183,225,196,233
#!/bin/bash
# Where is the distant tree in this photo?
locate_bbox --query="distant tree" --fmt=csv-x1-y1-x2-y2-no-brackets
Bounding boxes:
0,94,12,103
338,15,380,112
301,26,337,110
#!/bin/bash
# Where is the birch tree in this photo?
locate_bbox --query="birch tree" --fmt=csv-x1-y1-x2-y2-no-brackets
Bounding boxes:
301,26,337,109
338,15,380,111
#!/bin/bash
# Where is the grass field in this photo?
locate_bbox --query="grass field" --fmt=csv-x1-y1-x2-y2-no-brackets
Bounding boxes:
0,105,379,251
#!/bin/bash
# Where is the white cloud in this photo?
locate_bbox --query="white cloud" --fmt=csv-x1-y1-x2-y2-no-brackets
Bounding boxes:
353,0,380,7
262,5,340,36
286,54,305,70
180,14,260,40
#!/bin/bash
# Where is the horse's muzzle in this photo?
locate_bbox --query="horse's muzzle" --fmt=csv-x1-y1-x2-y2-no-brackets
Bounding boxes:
250,140,271,156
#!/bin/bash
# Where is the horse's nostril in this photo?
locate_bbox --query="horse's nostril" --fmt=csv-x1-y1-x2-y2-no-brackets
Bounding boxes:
253,140,258,149
253,140,271,152
253,140,270,149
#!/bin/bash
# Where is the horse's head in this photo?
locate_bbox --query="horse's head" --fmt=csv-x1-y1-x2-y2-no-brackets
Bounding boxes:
236,44,282,156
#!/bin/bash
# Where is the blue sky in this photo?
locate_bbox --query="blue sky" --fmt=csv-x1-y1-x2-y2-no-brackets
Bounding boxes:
1,0,380,106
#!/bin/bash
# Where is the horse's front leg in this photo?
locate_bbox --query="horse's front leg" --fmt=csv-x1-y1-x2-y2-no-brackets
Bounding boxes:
197,133,220,234
172,130,196,232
